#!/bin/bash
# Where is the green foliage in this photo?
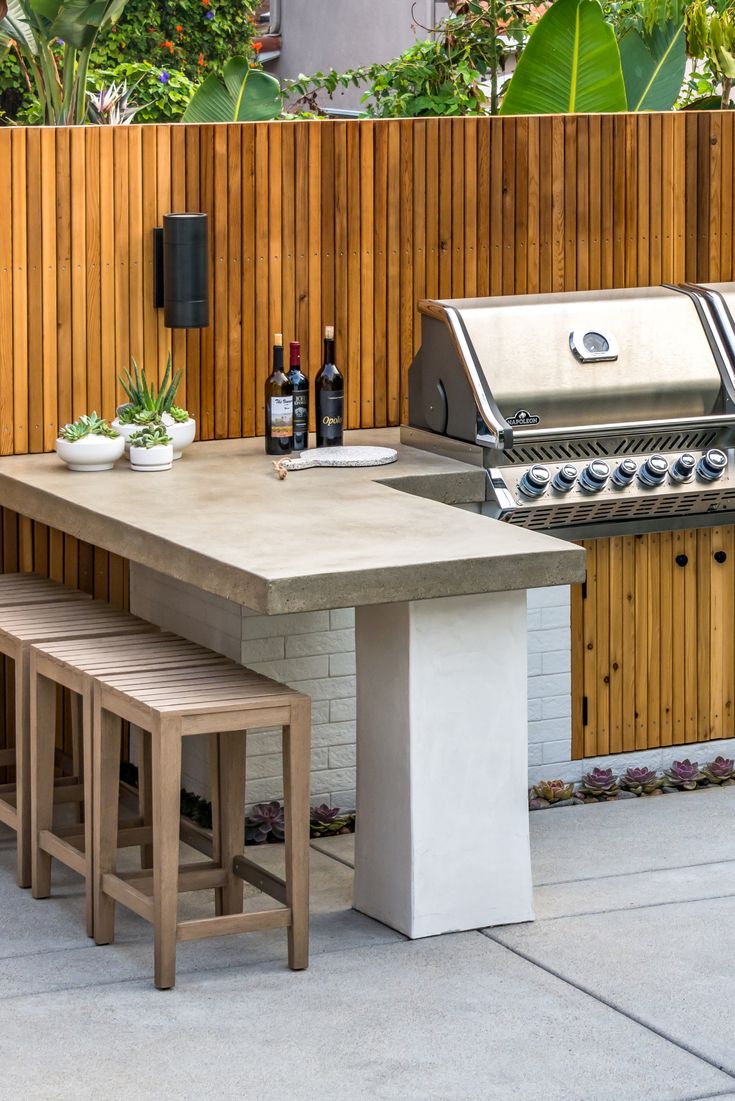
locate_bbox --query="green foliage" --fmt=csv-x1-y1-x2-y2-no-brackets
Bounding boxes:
686,0,735,105
285,1,535,117
181,57,281,122
87,60,195,121
59,412,119,441
129,424,173,448
119,354,182,415
169,405,190,423
0,0,131,123
500,0,628,114
619,19,687,109
89,0,259,84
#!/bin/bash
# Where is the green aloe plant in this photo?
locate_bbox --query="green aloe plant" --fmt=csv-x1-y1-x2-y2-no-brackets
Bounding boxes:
0,0,130,124
119,354,183,417
181,57,282,123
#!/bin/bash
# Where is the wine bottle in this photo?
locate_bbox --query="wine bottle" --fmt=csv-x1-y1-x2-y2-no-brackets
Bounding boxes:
314,325,344,448
289,340,309,452
264,333,293,455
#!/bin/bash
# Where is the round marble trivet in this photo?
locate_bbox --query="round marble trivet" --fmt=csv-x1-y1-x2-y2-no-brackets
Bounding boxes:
273,446,398,479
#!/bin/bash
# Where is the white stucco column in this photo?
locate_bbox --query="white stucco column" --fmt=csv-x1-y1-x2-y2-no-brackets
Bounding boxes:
353,590,533,938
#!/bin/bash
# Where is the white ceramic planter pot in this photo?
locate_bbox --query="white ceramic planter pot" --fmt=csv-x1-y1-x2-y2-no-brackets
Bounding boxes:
55,433,125,472
163,416,196,460
129,443,173,472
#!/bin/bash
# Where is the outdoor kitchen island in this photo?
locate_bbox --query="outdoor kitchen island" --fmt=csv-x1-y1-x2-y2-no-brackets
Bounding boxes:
0,430,584,939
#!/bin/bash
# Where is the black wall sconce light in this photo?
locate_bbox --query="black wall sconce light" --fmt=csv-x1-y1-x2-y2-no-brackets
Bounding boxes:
153,212,209,329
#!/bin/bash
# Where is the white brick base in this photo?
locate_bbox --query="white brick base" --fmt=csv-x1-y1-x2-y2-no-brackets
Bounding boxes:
130,566,730,808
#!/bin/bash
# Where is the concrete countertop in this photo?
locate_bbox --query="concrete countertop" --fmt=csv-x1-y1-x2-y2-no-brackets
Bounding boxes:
0,429,585,614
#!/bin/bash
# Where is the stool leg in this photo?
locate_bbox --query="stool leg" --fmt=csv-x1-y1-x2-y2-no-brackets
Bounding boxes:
136,726,154,870
210,733,224,916
93,702,122,947
81,687,94,938
283,697,311,971
31,671,57,901
15,656,31,888
152,720,182,990
70,692,84,825
215,731,246,916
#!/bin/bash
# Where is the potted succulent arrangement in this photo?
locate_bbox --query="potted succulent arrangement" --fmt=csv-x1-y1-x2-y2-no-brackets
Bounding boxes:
113,354,195,460
55,412,124,472
128,424,175,472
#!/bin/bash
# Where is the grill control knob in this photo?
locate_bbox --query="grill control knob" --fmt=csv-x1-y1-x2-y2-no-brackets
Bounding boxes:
671,453,696,483
697,448,728,481
612,459,637,488
518,464,551,498
552,464,578,492
638,454,669,487
579,460,610,493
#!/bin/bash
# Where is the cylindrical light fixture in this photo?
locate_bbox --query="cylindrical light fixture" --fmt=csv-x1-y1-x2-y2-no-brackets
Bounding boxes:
153,212,209,329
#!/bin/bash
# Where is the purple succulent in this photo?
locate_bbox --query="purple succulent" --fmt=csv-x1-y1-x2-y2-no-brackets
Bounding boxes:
665,759,705,790
310,803,341,824
619,766,663,795
246,800,285,844
702,756,735,784
578,767,619,797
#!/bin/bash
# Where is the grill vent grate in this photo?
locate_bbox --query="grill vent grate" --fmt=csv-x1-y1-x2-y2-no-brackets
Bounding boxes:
507,488,735,530
509,428,719,466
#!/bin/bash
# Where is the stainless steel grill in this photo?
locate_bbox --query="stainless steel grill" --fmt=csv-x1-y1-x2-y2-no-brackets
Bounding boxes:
403,283,735,538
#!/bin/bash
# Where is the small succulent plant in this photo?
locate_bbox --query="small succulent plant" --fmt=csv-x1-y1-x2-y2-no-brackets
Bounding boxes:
58,412,120,442
531,779,574,804
169,405,190,423
119,353,183,416
129,424,173,449
309,803,352,836
702,756,735,784
578,767,619,797
618,766,663,795
246,801,285,844
118,406,161,427
664,758,705,790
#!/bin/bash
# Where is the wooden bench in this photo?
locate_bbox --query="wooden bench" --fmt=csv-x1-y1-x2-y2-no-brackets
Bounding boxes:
0,597,152,887
91,651,311,989
30,632,231,936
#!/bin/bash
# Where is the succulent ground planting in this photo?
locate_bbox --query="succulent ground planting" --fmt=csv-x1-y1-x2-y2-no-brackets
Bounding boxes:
529,757,735,809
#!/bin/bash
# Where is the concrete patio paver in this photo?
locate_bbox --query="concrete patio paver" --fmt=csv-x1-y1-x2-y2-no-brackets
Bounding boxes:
490,893,735,1080
2,932,732,1101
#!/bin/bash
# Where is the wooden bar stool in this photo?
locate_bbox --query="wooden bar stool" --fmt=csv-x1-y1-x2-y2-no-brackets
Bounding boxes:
92,654,311,989
0,599,153,888
30,632,234,936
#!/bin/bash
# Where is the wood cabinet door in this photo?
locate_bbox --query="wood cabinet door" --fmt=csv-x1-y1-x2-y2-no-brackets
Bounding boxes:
572,526,735,758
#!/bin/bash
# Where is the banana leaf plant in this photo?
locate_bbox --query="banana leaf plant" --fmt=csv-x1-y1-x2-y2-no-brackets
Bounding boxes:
499,0,686,114
0,0,129,124
686,0,735,108
181,57,282,123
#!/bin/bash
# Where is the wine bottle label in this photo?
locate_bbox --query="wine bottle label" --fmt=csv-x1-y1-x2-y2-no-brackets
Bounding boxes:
293,392,308,431
269,395,293,438
318,392,343,439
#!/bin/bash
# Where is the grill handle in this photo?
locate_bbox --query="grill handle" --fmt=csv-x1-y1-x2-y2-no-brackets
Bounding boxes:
508,412,735,444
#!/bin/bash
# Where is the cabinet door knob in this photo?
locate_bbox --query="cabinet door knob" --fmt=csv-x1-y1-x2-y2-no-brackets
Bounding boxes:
675,554,688,567
714,550,728,564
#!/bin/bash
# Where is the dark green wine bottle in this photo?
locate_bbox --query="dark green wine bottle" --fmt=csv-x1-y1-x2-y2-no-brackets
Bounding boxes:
264,333,293,455
314,325,344,448
289,340,309,452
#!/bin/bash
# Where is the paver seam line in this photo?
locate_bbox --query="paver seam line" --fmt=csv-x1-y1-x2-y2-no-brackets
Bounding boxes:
535,856,735,888
532,889,735,923
481,930,735,1084
308,843,355,870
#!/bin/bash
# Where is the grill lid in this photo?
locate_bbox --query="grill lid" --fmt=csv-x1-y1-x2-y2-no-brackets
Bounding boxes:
429,286,726,438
